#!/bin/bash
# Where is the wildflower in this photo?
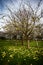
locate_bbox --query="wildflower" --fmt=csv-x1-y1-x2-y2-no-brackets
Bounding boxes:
2,51,6,58
10,54,13,58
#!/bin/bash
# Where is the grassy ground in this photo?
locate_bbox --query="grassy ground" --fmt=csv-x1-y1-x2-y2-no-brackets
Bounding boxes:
0,46,43,65
0,39,43,47
0,40,43,65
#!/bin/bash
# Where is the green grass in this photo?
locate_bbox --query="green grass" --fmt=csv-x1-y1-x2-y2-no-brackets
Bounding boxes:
0,40,43,65
0,39,43,47
0,40,21,46
30,40,43,47
0,46,43,65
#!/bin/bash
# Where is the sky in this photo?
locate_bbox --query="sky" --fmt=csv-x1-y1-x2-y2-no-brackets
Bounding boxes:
0,0,43,31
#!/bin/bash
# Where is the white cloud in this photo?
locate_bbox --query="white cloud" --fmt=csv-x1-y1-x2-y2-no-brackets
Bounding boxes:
0,0,43,31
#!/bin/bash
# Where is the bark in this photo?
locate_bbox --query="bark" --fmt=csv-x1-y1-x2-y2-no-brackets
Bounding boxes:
27,40,30,48
20,32,24,45
26,35,30,48
21,35,24,45
36,40,39,48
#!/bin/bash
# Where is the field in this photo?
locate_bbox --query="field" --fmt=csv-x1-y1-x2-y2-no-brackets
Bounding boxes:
0,40,43,65
0,39,43,47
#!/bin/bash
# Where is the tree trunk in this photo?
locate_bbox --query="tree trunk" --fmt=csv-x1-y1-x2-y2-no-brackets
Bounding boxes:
27,40,30,48
26,35,30,49
36,39,39,48
21,36,24,45
21,33,24,45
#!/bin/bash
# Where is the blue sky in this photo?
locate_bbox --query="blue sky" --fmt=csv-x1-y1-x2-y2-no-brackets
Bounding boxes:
0,0,17,12
0,0,43,12
0,0,43,31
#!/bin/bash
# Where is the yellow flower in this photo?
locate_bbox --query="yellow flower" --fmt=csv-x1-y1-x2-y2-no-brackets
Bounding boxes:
10,54,13,58
2,51,6,58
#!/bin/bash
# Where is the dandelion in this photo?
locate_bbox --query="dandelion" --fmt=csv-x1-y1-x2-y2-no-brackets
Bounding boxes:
2,51,6,58
24,58,26,61
10,54,13,58
30,64,32,65
8,60,10,62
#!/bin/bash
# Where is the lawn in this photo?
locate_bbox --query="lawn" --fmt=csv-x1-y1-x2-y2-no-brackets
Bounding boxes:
0,39,43,47
0,40,43,65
